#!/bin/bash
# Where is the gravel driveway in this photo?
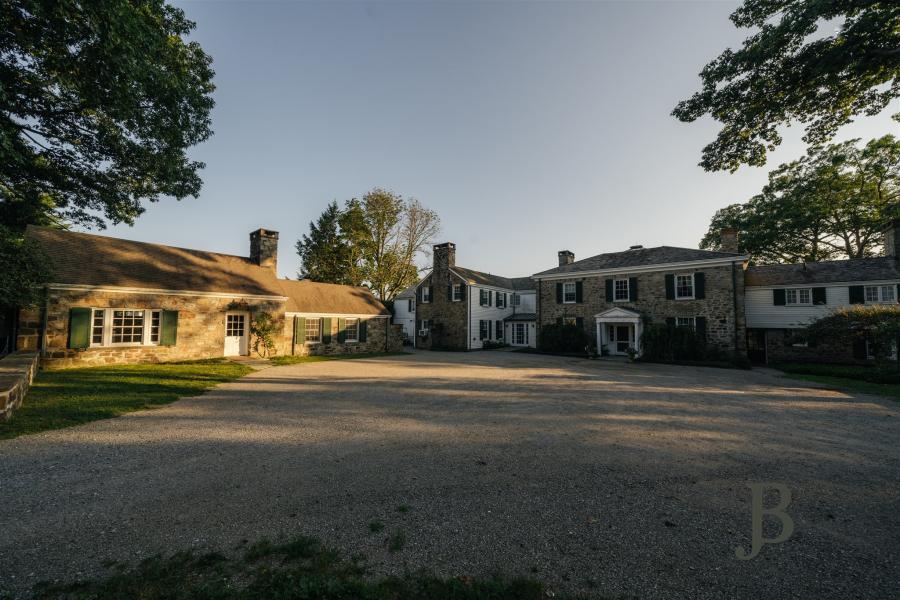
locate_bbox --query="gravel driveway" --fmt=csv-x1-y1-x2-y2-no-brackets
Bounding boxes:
1,351,898,598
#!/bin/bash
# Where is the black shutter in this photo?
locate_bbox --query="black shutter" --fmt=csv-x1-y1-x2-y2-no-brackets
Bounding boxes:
359,320,367,342
496,320,502,339
448,284,453,301
666,317,675,328
849,285,865,304
575,316,584,329
575,281,583,303
665,274,675,300
852,337,867,360
417,286,423,303
629,277,638,301
773,289,786,305
489,290,494,307
556,283,563,304
605,279,614,302
812,287,827,305
695,316,707,338
460,284,466,300
694,272,705,299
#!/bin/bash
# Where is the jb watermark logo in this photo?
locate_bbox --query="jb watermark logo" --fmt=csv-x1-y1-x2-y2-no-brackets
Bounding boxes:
734,483,795,560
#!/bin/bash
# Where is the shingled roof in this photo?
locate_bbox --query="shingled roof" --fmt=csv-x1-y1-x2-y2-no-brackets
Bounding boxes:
451,266,535,290
532,246,743,277
27,226,389,315
745,257,900,287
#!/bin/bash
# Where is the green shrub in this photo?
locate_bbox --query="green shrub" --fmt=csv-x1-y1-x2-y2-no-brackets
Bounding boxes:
538,324,591,355
640,323,709,362
482,340,508,350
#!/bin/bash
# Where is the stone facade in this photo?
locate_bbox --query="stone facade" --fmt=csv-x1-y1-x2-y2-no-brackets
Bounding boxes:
0,351,39,421
537,263,746,352
415,243,470,350
17,289,288,369
284,316,402,356
756,329,863,365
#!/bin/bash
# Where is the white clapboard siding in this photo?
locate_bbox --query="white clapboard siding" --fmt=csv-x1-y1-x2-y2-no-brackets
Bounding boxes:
469,285,516,349
745,286,852,329
392,296,416,339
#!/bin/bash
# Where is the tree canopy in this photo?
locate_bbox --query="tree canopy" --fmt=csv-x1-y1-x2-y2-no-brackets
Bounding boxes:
804,305,900,363
701,135,900,263
295,189,441,300
673,0,900,172
0,0,215,232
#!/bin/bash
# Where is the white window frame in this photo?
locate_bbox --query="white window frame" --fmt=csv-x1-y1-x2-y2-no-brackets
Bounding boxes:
344,318,359,342
305,317,322,344
452,284,463,302
513,322,529,345
865,285,896,304
512,293,521,307
421,286,431,303
563,282,577,304
676,316,696,330
407,298,414,312
420,319,430,334
675,274,695,299
614,279,630,302
91,308,161,348
785,288,812,306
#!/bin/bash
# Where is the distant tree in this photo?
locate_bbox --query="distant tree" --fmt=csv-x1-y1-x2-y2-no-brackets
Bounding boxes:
1,0,215,232
673,0,900,171
295,189,440,299
0,225,50,310
701,136,900,263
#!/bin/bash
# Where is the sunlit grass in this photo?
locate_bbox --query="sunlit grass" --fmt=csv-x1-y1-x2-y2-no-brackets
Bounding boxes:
0,359,253,440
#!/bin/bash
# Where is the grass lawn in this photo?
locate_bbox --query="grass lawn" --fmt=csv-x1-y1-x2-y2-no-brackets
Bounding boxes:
33,534,578,600
269,352,407,366
779,372,900,400
776,363,900,400
0,359,253,440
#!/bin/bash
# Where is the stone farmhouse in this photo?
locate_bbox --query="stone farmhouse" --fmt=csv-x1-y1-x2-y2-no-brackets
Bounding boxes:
16,226,401,368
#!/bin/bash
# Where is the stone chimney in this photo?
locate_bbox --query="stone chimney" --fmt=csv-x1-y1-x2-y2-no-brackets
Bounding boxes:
883,219,900,258
720,228,739,254
558,250,575,266
250,228,279,273
433,242,456,272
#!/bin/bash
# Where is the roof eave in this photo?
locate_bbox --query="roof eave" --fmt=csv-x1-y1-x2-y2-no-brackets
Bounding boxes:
531,256,748,280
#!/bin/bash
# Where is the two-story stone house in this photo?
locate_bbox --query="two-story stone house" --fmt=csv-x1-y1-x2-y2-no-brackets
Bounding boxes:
531,235,748,356
413,243,536,350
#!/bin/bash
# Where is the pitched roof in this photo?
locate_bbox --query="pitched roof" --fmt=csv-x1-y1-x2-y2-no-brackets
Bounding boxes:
278,279,390,315
451,266,534,290
745,257,900,287
27,226,389,315
532,246,743,277
395,284,418,298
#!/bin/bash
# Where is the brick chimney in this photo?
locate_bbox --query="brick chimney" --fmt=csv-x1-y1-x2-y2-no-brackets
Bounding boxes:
558,250,574,266
250,228,279,273
433,242,456,271
720,228,739,253
883,219,900,258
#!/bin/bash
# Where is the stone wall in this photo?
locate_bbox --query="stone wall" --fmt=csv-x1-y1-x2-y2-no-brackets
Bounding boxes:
761,328,863,365
414,274,469,350
284,316,401,356
537,263,746,352
17,288,288,369
0,351,39,421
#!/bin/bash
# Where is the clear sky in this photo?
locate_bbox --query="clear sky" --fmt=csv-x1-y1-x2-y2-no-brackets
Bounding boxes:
98,0,899,280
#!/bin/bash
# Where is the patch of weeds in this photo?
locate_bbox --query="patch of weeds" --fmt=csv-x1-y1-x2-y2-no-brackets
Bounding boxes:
245,535,323,563
387,529,406,553
396,504,411,514
369,520,385,533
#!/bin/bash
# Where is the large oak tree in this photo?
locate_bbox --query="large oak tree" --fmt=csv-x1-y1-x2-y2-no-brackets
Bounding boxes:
674,0,900,172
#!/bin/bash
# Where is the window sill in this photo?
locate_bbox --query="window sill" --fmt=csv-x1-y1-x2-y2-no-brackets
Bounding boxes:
675,296,695,301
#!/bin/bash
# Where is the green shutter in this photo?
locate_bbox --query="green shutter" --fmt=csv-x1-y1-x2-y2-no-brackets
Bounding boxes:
67,307,92,349
160,310,178,346
322,317,332,343
337,318,346,343
294,316,306,344
359,319,367,342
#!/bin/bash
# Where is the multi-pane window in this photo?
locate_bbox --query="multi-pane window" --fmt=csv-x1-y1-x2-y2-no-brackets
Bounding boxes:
112,310,144,344
149,310,161,343
421,286,431,303
420,319,430,332
305,317,321,343
345,318,359,342
512,293,521,307
676,316,695,329
479,320,489,340
865,285,896,303
91,309,105,345
452,284,462,301
614,279,629,301
497,293,507,309
513,323,529,345
226,314,245,337
562,316,577,326
675,275,694,299
563,282,577,303
786,288,811,305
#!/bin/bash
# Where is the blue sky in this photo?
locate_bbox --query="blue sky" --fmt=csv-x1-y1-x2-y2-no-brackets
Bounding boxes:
99,0,898,279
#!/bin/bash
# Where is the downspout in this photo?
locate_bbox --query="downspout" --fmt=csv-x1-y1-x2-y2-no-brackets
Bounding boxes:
731,262,740,355
39,286,50,358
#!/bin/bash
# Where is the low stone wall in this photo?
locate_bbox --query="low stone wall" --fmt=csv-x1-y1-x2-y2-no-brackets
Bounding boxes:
0,351,39,421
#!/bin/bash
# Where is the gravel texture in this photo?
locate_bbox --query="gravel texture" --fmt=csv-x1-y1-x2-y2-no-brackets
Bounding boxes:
0,351,898,598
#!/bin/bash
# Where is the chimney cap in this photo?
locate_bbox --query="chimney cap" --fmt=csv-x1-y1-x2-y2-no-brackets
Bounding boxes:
558,249,574,255
433,242,455,249
250,228,279,239
629,245,644,250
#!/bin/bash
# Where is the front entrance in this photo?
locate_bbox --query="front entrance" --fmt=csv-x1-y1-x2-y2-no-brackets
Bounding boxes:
607,324,634,355
224,312,249,356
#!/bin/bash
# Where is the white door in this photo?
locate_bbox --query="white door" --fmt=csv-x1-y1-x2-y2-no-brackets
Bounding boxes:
608,324,632,355
224,312,248,356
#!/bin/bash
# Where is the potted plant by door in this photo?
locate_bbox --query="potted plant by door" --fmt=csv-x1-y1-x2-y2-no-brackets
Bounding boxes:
625,346,638,362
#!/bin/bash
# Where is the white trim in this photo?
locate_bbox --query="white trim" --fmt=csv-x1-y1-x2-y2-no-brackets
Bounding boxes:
285,312,389,319
48,283,285,301
674,273,695,300
562,282,577,304
532,256,748,281
748,279,900,289
90,308,161,348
